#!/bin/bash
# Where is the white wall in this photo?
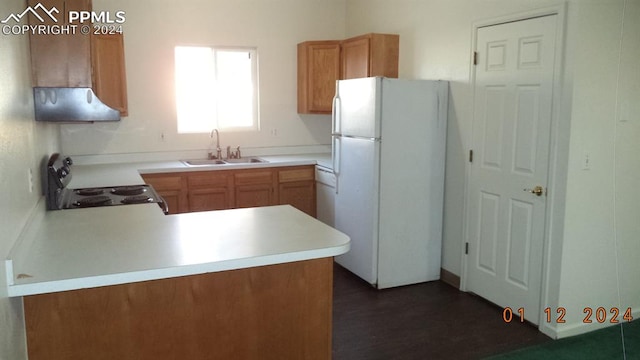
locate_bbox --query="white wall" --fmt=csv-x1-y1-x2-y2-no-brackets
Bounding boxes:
555,0,640,337
60,0,347,160
614,0,640,333
345,0,639,339
0,0,61,358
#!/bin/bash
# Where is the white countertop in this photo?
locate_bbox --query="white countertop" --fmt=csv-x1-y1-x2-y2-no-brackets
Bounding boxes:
68,153,332,188
5,153,346,297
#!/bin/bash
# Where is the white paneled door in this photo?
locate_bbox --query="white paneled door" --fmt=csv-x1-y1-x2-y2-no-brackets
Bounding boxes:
465,15,558,325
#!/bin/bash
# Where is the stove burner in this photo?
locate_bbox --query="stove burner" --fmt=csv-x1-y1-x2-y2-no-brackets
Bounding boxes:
121,195,153,204
75,188,105,196
73,196,113,208
111,186,147,196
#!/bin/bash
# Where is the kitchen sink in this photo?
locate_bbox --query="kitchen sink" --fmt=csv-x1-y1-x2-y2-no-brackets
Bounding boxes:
182,159,227,166
223,157,268,164
182,157,268,167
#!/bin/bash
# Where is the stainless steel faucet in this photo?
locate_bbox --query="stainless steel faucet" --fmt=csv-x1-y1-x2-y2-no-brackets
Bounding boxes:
209,129,222,159
226,146,242,159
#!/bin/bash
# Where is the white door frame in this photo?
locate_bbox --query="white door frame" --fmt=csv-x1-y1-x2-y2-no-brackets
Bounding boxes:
460,4,569,336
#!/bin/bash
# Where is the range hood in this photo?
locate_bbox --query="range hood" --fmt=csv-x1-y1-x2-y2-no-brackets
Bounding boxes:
33,87,121,122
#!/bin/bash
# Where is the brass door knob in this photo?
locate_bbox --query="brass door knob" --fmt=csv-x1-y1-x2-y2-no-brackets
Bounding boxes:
524,186,544,196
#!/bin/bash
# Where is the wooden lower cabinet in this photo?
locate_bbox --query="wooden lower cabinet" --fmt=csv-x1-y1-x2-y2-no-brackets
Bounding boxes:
235,184,274,208
279,181,316,216
188,188,231,211
187,172,233,211
234,170,276,209
278,167,316,217
143,165,316,216
24,258,334,360
141,173,188,214
156,189,181,214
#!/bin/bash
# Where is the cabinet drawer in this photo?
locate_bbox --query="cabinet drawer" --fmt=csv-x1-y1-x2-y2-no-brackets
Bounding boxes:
234,170,274,185
188,172,230,188
142,175,183,190
279,167,315,183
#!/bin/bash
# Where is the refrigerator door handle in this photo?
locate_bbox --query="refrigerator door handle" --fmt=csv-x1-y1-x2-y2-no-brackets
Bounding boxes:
332,136,341,194
332,136,341,174
331,81,341,136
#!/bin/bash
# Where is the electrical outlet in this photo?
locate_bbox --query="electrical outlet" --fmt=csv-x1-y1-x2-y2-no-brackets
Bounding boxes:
582,152,591,170
160,131,166,142
28,168,34,193
270,128,278,137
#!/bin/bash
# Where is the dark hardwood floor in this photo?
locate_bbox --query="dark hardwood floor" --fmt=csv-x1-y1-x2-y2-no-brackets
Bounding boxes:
332,263,551,360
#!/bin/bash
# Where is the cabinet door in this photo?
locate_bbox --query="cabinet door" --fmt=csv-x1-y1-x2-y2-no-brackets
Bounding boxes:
28,0,92,87
91,33,129,115
235,185,274,209
234,170,275,208
157,190,181,215
188,189,231,212
341,33,399,80
297,41,341,114
141,174,188,214
278,167,316,217
279,181,316,217
341,37,370,80
368,33,399,78
187,172,233,211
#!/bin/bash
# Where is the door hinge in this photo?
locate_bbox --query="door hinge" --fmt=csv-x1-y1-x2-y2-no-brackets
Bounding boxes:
469,149,474,163
473,51,478,66
465,242,469,255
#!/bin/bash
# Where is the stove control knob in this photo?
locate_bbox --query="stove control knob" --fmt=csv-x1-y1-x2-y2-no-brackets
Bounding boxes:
63,156,73,166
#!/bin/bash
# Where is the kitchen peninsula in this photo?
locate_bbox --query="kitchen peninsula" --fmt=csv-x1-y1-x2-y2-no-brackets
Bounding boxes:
5,156,349,360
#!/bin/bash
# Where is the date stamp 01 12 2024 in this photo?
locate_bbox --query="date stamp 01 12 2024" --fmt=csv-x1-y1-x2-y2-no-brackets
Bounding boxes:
502,306,634,324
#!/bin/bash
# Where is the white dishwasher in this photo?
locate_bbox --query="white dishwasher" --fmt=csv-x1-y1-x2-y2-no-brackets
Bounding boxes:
315,165,336,227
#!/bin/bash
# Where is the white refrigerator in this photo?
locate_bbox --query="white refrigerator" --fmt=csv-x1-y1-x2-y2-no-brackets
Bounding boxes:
332,77,448,289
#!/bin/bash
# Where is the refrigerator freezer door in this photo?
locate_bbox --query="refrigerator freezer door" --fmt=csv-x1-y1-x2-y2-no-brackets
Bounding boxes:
336,77,381,139
334,136,380,285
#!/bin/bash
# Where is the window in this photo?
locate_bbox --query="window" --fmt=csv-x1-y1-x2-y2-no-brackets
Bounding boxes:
175,46,258,133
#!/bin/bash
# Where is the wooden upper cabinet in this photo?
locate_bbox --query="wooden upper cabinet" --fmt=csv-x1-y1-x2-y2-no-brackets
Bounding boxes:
297,41,341,114
91,33,129,116
28,0,92,87
340,36,370,80
28,0,128,116
341,33,399,80
297,33,399,114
